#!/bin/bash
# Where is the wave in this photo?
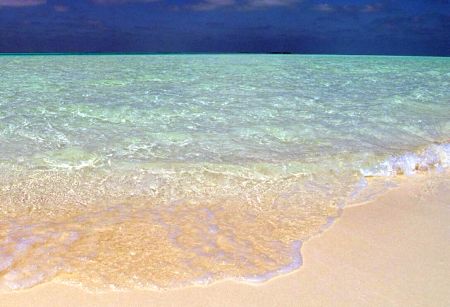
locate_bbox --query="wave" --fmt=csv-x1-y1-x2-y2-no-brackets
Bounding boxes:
360,143,450,177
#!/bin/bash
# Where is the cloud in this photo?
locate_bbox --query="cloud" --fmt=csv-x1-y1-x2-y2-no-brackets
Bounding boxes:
190,0,235,11
54,4,69,12
314,2,384,14
91,0,159,4
189,0,297,11
314,3,333,12
0,0,46,7
246,0,296,8
360,4,383,13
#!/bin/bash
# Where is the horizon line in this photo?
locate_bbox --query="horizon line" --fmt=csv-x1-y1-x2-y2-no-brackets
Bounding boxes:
0,52,449,58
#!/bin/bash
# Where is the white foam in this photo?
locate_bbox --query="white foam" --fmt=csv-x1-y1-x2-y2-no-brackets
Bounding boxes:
361,143,450,177
0,256,13,272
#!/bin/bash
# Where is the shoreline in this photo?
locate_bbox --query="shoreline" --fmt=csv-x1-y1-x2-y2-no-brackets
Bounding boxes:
1,170,449,306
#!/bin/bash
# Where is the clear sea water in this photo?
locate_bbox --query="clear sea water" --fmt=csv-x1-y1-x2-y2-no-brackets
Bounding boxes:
0,54,449,290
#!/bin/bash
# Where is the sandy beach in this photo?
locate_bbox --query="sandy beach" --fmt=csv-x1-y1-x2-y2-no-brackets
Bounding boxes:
1,171,449,307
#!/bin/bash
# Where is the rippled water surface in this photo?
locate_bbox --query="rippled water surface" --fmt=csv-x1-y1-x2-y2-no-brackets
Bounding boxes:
0,55,449,290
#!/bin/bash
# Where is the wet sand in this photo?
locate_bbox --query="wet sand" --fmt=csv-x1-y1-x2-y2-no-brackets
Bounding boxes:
1,171,449,307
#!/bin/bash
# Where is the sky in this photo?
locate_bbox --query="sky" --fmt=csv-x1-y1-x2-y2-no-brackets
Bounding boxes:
0,0,449,55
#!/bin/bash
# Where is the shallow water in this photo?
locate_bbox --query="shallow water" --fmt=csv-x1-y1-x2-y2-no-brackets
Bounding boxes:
0,55,449,290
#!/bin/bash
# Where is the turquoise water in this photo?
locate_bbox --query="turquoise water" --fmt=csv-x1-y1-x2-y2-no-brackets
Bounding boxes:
0,55,449,290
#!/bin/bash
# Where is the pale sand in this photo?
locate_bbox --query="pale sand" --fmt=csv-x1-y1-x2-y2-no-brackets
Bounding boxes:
1,172,449,307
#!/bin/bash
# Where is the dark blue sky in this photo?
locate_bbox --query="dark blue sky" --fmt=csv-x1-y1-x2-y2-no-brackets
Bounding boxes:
0,0,449,55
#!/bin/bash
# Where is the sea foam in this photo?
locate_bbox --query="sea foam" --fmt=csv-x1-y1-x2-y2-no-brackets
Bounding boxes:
361,143,450,177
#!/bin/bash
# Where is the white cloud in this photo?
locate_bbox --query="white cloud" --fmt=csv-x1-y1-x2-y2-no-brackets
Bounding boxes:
189,0,297,11
314,2,384,14
91,0,159,4
247,0,296,8
314,3,334,12
0,0,46,7
190,0,235,11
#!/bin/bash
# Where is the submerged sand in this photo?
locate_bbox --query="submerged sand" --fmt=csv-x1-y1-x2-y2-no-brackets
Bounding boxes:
1,171,449,306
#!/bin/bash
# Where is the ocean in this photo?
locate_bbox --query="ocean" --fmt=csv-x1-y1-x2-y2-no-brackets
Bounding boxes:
0,54,449,290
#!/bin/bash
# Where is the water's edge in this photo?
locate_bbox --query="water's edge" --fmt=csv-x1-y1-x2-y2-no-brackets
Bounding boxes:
1,142,448,293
